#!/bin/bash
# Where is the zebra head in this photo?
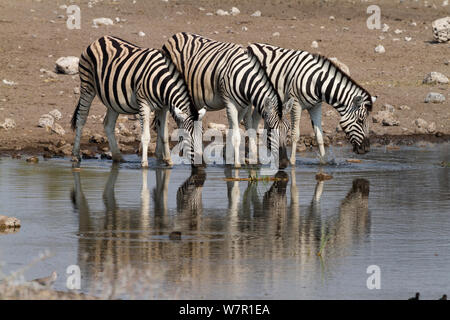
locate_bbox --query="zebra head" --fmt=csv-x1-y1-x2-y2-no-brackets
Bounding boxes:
263,97,294,169
339,95,376,154
173,107,206,166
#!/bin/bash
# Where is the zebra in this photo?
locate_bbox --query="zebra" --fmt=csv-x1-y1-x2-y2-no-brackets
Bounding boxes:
247,43,377,165
71,35,206,168
162,32,294,169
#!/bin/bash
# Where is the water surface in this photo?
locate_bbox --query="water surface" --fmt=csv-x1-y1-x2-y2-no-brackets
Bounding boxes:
0,144,449,299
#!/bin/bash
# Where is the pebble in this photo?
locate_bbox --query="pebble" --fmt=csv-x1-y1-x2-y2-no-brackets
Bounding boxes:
423,72,449,85
38,114,54,128
424,92,446,103
251,10,261,17
26,156,39,163
216,9,229,16
374,44,385,53
311,41,319,48
230,7,240,16
49,109,62,121
55,56,79,75
0,118,16,130
0,215,21,229
92,17,114,27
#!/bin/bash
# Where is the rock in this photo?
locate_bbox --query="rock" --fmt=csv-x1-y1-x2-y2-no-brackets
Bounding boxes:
49,109,62,120
57,144,72,156
374,45,385,53
0,215,21,229
427,122,437,134
138,31,146,37
414,118,428,128
116,123,132,136
100,152,112,160
92,17,114,27
73,87,80,95
2,79,17,86
329,57,350,75
311,41,319,48
119,135,135,144
315,172,333,181
399,105,411,110
329,16,335,21
296,143,306,152
39,68,58,79
216,9,229,16
55,56,79,75
51,123,65,136
394,29,403,34
272,32,280,37
372,111,399,126
89,134,106,144
431,17,450,42
31,271,57,287
81,149,97,159
251,10,261,17
424,92,446,103
208,122,227,131
404,37,412,41
382,23,390,32
26,156,39,163
0,118,16,130
382,104,395,112
423,72,449,84
230,7,240,16
38,114,54,128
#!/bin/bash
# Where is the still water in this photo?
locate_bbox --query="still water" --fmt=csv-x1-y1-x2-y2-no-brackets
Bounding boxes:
0,144,449,299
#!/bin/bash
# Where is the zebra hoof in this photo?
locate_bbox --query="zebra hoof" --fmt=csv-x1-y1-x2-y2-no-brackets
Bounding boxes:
141,161,149,169
163,159,173,167
289,158,296,166
71,156,81,167
112,156,125,163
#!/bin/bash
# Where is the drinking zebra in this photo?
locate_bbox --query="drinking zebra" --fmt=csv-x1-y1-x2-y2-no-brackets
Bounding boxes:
247,43,377,165
71,35,205,168
162,32,293,169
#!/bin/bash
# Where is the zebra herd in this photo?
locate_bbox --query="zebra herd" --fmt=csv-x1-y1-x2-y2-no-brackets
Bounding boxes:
71,32,377,169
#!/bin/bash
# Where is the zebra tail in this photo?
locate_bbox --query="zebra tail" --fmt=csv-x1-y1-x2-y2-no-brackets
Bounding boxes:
71,99,81,131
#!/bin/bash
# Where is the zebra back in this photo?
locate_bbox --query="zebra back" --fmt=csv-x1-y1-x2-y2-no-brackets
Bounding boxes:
162,32,284,117
247,43,374,114
78,35,198,124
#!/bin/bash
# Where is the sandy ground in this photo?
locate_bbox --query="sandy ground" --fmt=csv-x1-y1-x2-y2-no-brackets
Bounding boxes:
0,0,449,157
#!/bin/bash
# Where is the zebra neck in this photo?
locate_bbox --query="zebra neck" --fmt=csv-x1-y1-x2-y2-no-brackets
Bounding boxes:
319,68,366,117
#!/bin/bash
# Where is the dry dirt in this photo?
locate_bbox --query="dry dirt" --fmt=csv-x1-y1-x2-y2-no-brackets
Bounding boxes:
0,0,449,157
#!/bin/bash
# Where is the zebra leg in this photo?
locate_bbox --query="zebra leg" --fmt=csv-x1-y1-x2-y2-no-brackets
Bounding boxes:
243,106,258,164
139,103,152,168
250,107,262,164
103,108,123,163
226,103,241,168
290,102,302,166
157,108,173,167
71,88,95,165
308,103,326,163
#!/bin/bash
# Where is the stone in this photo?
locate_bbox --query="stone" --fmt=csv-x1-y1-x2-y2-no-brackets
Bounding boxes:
414,118,428,128
216,9,229,16
38,114,54,128
57,144,72,156
382,104,395,112
81,149,97,159
55,56,79,75
208,122,227,131
329,57,350,75
432,17,450,42
311,41,319,48
251,10,261,17
73,87,80,95
0,215,21,229
51,123,65,136
89,134,106,144
230,7,240,16
39,68,58,79
374,45,385,53
138,31,146,37
372,111,399,126
0,118,16,130
272,32,280,37
382,23,389,32
116,123,132,136
423,72,449,84
49,109,62,120
427,122,437,134
424,92,446,103
399,105,411,110
26,156,39,163
92,17,114,27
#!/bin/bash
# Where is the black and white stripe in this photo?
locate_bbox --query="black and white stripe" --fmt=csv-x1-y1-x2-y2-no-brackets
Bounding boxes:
247,43,376,164
162,32,293,168
71,35,203,168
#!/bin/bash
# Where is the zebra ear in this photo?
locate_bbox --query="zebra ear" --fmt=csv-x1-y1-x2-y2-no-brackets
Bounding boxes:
263,97,276,115
371,96,377,104
283,98,294,114
174,107,187,121
352,95,364,107
198,107,206,121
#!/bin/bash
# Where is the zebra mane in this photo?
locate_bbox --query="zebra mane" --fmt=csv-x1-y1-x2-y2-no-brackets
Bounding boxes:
313,53,373,111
